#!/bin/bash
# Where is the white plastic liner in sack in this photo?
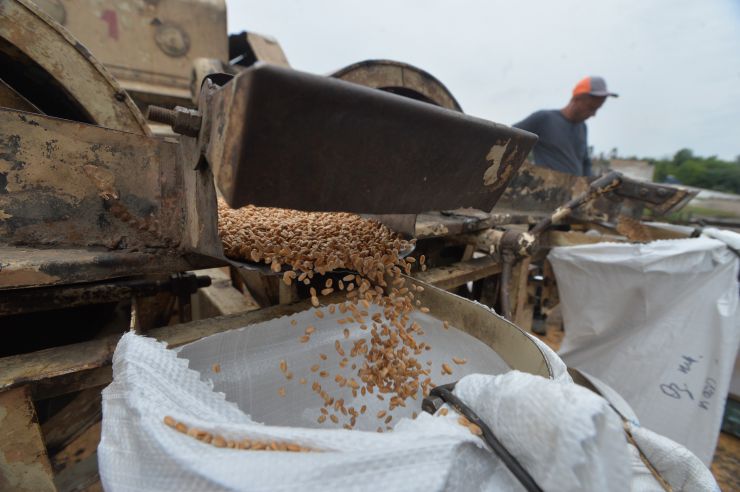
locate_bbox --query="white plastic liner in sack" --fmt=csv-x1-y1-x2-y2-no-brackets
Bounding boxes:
549,237,740,465
174,305,510,430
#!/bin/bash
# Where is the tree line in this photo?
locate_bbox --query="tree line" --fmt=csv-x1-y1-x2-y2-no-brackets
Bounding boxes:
652,149,740,194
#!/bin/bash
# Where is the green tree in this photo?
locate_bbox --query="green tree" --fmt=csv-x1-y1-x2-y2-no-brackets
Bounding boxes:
673,148,694,166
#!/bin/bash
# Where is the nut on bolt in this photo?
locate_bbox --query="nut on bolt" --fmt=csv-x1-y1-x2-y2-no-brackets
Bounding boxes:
146,105,202,137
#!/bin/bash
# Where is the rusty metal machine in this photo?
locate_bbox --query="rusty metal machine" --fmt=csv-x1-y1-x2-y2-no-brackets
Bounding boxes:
0,1,541,489
0,1,698,490
26,0,229,110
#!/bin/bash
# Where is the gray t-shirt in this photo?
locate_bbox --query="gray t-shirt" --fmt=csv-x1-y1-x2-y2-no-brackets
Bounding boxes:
513,110,592,176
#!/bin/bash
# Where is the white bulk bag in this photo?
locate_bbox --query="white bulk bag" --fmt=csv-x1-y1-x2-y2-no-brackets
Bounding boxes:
549,237,740,465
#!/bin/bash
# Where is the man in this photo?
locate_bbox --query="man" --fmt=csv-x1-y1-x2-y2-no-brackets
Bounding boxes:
513,76,618,176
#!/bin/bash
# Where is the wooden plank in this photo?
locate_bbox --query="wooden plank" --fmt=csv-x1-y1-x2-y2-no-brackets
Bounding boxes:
0,337,119,394
50,422,100,475
461,244,476,262
41,386,104,456
514,261,535,332
51,421,101,491
415,255,502,291
32,368,112,402
0,296,322,399
0,386,56,492
53,451,99,492
511,259,533,330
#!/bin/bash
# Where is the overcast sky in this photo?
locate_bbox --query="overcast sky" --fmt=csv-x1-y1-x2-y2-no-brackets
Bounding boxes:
226,0,740,161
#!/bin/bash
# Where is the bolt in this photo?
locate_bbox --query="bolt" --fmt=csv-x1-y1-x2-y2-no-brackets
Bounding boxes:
146,106,177,126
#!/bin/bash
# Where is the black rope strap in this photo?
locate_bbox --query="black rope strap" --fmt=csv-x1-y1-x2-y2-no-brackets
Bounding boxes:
424,382,543,492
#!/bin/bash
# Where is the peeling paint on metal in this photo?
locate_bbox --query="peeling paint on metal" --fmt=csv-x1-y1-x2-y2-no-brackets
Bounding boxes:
517,232,536,256
483,140,509,186
0,108,186,250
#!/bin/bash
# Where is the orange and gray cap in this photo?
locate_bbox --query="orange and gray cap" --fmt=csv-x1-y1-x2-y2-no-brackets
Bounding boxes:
573,76,618,97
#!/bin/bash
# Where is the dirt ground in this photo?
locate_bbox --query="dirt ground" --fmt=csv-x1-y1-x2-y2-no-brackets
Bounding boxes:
711,432,740,491
535,319,738,490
